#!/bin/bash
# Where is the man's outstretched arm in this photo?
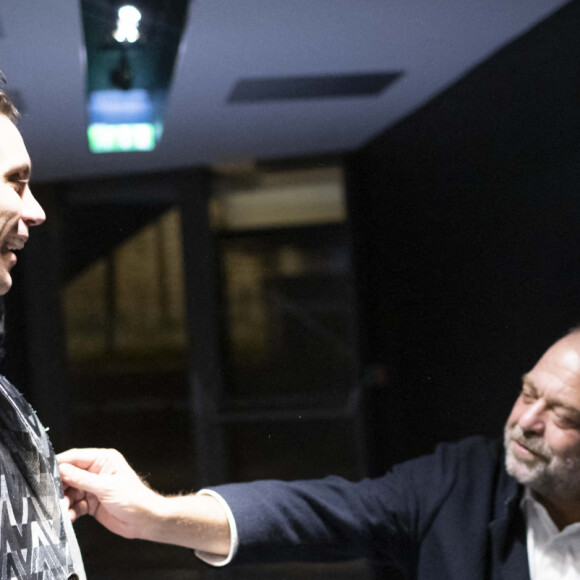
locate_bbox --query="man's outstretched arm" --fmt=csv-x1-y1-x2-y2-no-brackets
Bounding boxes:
57,448,232,558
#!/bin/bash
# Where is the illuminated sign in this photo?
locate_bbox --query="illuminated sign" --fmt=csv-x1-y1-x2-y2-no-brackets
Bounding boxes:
87,123,157,153
87,89,163,153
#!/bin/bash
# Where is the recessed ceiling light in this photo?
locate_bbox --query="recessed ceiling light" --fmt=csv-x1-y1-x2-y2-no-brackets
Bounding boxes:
113,5,142,43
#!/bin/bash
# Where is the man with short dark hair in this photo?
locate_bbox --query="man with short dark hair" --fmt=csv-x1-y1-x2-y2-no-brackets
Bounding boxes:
57,328,580,578
0,84,85,580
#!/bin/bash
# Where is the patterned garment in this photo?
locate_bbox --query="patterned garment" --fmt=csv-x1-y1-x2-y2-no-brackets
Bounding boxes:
0,375,85,580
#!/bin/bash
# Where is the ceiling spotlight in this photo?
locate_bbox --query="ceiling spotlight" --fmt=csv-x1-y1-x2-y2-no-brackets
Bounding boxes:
113,4,142,43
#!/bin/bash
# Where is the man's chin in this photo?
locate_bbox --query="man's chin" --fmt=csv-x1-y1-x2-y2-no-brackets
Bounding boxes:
506,449,543,483
0,271,13,295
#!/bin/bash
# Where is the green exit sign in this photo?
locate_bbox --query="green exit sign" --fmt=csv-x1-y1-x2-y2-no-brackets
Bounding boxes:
87,123,158,153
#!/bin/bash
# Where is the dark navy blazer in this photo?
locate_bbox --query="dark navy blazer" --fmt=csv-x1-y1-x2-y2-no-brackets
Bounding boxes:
211,436,530,579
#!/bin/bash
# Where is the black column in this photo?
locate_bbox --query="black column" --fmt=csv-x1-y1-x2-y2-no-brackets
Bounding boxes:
179,170,229,487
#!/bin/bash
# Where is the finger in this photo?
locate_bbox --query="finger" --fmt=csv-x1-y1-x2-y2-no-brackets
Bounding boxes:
59,463,111,497
64,485,86,507
69,498,91,521
58,448,132,476
57,448,106,470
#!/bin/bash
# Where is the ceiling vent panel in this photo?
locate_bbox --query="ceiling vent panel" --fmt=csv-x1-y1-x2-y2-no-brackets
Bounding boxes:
228,72,402,103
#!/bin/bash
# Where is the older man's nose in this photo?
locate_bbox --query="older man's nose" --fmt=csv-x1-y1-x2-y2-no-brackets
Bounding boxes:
518,401,545,434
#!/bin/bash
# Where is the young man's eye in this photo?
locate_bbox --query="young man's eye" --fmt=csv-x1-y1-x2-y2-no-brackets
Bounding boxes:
10,178,27,194
6,169,29,190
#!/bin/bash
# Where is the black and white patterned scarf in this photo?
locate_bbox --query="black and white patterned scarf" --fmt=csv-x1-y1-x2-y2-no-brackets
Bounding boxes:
0,374,85,580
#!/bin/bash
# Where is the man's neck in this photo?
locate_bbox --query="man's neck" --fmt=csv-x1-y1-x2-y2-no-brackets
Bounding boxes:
534,491,580,530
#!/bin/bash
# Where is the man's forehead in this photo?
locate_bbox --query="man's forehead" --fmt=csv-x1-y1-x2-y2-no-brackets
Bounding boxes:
527,337,580,397
0,115,31,173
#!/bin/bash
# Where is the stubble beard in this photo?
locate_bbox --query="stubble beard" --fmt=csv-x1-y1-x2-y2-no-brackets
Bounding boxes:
504,423,580,499
504,424,580,498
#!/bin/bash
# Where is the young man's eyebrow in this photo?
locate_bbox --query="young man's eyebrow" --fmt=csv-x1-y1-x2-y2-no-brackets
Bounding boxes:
4,164,31,181
14,164,31,179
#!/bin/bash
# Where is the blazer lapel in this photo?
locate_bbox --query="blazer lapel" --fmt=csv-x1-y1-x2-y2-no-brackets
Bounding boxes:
488,471,530,580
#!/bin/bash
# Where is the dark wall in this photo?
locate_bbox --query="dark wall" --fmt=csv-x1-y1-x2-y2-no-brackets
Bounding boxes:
2,185,71,451
347,0,580,473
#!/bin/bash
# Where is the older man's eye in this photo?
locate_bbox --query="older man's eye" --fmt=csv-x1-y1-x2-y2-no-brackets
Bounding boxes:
520,388,535,403
555,414,580,429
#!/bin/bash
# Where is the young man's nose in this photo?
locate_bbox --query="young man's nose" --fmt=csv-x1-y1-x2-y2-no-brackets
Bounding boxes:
21,188,46,227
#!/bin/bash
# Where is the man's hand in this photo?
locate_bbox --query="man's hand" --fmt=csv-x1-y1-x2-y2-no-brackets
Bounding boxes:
57,448,163,540
57,448,231,555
